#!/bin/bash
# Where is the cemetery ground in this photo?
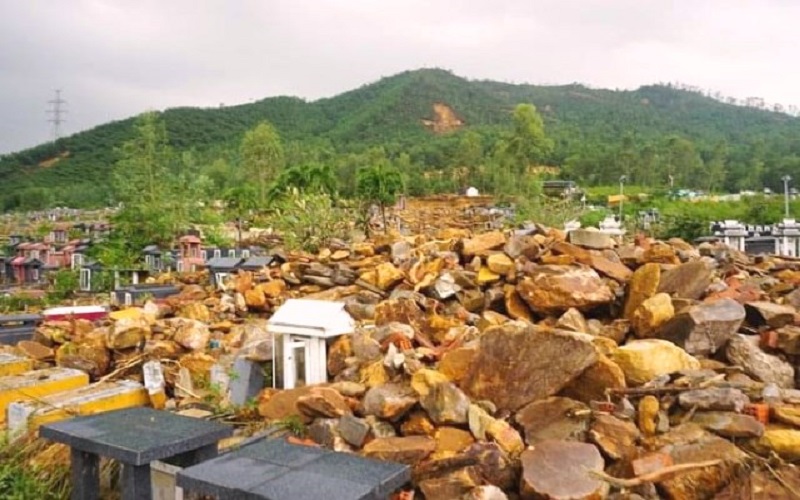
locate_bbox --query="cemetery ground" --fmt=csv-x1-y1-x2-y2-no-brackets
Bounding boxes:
3,194,800,498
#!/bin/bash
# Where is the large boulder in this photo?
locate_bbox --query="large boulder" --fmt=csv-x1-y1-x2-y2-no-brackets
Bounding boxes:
463,322,597,412
656,298,745,356
657,259,713,300
726,334,795,388
623,263,661,319
520,440,607,500
517,265,614,315
612,339,700,386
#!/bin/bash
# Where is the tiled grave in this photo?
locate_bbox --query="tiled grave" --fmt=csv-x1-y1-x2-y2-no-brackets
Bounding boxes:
40,407,233,500
177,437,410,500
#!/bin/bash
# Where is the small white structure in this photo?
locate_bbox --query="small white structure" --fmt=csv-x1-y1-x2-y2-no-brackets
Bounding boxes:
774,219,800,257
268,299,356,389
715,220,748,252
466,187,480,197
598,215,626,236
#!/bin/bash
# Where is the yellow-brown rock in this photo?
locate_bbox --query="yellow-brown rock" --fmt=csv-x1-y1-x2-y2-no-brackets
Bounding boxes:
487,253,514,275
477,267,500,285
638,395,660,436
258,386,316,423
257,279,286,299
179,352,216,386
360,360,389,388
612,339,700,386
463,322,597,412
504,286,532,323
327,335,352,377
244,288,266,310
458,231,505,257
432,427,475,459
107,317,151,350
55,340,111,378
631,292,674,338
363,435,436,465
518,265,614,315
773,406,800,428
751,427,800,461
438,345,478,384
560,354,626,404
296,387,352,419
179,302,211,322
411,368,450,397
623,263,661,319
401,411,437,436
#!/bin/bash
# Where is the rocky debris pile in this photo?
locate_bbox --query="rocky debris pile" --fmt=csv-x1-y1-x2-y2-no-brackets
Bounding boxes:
5,225,800,499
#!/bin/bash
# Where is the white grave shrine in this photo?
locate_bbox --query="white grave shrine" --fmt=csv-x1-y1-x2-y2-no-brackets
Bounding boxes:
268,299,356,389
717,220,748,252
598,215,626,237
774,219,800,257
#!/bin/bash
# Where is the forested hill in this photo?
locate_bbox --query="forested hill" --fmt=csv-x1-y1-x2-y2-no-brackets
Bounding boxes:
2,68,800,211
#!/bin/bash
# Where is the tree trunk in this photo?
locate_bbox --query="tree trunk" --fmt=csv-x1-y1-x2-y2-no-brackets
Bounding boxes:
380,204,388,234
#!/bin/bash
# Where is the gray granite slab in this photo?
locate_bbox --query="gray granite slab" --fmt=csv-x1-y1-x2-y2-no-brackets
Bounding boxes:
39,407,233,466
177,438,410,500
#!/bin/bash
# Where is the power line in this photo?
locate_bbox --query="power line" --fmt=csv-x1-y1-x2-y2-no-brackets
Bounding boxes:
46,89,67,141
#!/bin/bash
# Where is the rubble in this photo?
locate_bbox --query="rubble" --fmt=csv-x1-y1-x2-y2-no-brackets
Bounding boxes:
5,209,800,499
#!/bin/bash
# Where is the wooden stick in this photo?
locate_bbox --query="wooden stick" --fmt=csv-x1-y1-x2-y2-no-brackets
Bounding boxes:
589,460,722,488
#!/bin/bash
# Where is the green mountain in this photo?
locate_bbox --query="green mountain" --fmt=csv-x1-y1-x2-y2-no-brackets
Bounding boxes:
2,68,800,211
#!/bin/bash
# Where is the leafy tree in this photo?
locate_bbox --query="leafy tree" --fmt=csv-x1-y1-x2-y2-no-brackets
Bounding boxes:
240,122,284,206
268,163,338,199
506,104,554,174
111,112,179,250
356,163,404,233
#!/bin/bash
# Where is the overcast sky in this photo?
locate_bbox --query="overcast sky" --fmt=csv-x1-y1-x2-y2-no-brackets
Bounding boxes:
1,0,798,154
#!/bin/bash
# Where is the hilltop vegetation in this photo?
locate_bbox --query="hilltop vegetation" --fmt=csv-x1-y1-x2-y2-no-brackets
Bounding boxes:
2,68,800,212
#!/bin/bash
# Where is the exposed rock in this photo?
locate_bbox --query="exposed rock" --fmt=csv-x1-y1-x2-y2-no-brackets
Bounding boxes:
338,414,371,448
631,292,674,338
678,387,750,412
518,265,614,314
555,308,589,333
612,339,700,386
55,340,111,378
458,231,506,257
773,406,800,428
179,302,211,322
638,395,660,436
691,411,764,438
515,397,590,445
745,301,796,329
171,319,211,351
362,435,435,465
726,334,795,388
432,426,475,459
296,387,352,419
419,467,481,500
658,431,748,499
560,354,627,404
257,386,315,423
420,381,471,425
750,427,800,461
657,259,713,300
656,298,745,356
520,440,607,500
107,317,150,350
438,345,478,384
463,485,509,500
487,253,514,275
362,383,418,421
588,414,640,460
623,263,661,319
463,322,597,412
401,410,437,437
